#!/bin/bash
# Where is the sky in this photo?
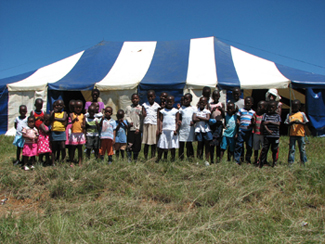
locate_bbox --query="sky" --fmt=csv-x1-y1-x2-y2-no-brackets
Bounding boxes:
0,0,324,79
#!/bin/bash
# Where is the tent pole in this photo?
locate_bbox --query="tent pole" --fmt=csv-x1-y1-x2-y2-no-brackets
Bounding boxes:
289,83,292,114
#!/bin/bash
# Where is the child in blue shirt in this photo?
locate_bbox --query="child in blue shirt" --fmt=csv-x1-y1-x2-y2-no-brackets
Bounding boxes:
220,102,237,161
115,109,129,160
234,96,255,165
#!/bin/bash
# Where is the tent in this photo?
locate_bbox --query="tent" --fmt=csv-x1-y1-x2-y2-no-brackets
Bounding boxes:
1,36,325,136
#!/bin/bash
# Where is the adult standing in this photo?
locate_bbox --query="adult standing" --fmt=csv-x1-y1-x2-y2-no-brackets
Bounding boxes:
85,88,105,113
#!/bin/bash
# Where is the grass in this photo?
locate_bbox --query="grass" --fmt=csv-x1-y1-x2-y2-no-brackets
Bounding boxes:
0,135,324,243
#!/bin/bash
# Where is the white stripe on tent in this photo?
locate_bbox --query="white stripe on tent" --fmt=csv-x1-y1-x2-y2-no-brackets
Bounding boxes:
95,41,157,90
186,37,217,88
6,51,84,136
8,51,84,91
231,46,290,89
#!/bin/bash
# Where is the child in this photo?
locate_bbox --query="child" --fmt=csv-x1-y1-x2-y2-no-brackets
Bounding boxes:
202,86,212,105
85,105,100,159
157,95,179,162
65,100,75,160
259,101,281,168
228,87,245,111
115,109,128,160
99,106,116,164
177,95,185,109
193,97,212,165
51,99,68,165
30,98,44,129
69,100,86,166
252,101,267,165
92,102,103,118
285,99,308,165
234,96,255,165
142,90,160,159
209,90,225,163
178,93,196,160
157,92,168,159
13,105,28,166
125,93,143,162
21,116,39,171
37,114,52,166
220,102,237,161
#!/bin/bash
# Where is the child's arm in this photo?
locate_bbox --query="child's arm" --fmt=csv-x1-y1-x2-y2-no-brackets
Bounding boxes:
219,103,225,118
113,130,116,144
39,123,50,134
158,112,163,134
175,112,180,134
142,106,147,118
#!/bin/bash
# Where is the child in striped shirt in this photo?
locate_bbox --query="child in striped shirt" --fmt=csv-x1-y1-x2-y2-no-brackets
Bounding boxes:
252,101,267,165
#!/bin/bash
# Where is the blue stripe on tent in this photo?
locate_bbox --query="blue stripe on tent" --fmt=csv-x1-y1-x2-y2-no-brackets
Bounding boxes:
48,41,124,91
306,88,325,136
0,70,36,135
276,64,325,89
138,40,190,105
214,38,240,90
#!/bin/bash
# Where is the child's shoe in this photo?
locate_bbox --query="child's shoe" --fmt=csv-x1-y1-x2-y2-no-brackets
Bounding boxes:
23,165,30,171
30,165,35,170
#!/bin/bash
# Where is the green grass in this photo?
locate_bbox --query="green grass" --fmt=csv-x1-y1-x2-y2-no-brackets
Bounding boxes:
0,135,324,243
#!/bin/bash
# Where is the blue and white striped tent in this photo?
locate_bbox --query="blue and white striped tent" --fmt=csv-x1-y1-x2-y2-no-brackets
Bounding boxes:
1,36,324,135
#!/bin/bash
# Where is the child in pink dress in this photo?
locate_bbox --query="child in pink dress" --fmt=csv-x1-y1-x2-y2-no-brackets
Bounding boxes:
37,114,52,166
22,116,39,171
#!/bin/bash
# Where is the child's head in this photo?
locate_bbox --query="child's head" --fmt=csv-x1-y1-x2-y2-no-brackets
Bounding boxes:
227,102,236,115
244,96,253,110
147,90,156,105
267,101,277,115
198,97,207,110
183,93,192,107
160,92,168,102
202,86,211,98
180,96,185,106
257,101,267,115
27,116,35,128
212,90,220,103
166,95,175,109
292,99,301,113
88,105,96,118
232,87,241,102
131,93,140,106
55,100,64,112
19,105,27,117
74,100,83,115
117,109,125,120
104,106,113,119
92,88,100,101
91,102,99,113
69,100,76,113
43,114,51,126
34,98,43,111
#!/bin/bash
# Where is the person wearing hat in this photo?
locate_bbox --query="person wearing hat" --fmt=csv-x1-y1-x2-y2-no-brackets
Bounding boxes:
265,89,282,116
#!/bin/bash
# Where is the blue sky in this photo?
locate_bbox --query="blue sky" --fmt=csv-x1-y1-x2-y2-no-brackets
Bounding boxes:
0,0,324,79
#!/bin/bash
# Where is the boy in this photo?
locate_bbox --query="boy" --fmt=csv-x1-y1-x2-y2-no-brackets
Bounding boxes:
252,101,267,165
234,96,255,165
220,102,237,161
228,87,245,111
284,99,308,165
85,105,100,159
115,109,129,160
259,101,281,168
99,106,116,164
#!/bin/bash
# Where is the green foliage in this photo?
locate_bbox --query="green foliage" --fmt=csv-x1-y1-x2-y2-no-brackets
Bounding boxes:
0,135,324,243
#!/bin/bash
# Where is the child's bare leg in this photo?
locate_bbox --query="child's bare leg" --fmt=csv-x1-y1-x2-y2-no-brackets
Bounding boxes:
210,145,215,164
171,149,175,161
30,156,35,166
22,156,28,167
86,149,91,159
115,150,120,159
144,144,149,159
157,148,163,163
254,150,259,164
77,145,82,166
60,141,66,162
179,142,185,160
197,141,203,159
186,142,194,159
151,145,156,158
120,150,125,159
70,145,76,164
205,140,210,162
220,149,225,161
163,150,167,160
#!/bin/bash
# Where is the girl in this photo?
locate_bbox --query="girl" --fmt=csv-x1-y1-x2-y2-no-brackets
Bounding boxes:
51,99,68,165
142,90,160,159
178,93,196,160
21,116,39,171
13,105,28,166
30,98,44,129
69,100,86,166
37,114,52,166
125,93,143,162
193,97,212,166
157,95,179,162
65,100,75,161
115,109,129,160
209,90,225,163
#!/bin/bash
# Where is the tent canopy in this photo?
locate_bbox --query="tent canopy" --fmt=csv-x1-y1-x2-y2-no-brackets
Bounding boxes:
1,36,325,135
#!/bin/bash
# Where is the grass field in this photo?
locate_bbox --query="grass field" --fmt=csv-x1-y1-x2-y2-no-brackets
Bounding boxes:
0,135,324,243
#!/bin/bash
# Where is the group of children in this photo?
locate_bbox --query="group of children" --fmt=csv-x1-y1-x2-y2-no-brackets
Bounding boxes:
12,87,308,170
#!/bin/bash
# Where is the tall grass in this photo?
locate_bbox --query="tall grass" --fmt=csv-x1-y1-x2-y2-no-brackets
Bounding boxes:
0,135,324,243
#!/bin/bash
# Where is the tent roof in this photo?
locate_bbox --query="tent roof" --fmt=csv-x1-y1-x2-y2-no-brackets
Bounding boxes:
1,36,324,91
